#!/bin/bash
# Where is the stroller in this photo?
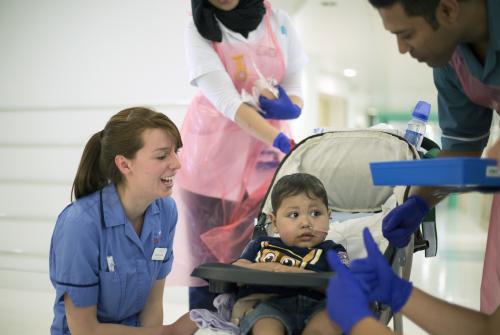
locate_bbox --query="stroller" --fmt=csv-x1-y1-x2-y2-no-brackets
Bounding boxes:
192,129,440,334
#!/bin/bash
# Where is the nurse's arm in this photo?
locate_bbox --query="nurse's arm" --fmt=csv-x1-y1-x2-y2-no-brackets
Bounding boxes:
409,149,483,208
139,279,198,334
401,287,500,335
195,70,292,146
234,103,283,145
233,95,303,145
64,294,163,335
139,279,165,326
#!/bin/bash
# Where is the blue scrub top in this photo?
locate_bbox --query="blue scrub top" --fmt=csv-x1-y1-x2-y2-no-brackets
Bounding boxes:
49,184,177,334
433,0,500,151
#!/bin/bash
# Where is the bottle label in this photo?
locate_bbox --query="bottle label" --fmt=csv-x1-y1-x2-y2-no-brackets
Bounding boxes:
404,129,422,147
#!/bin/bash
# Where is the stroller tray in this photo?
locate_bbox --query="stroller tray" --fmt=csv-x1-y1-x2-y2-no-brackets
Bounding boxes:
192,263,332,293
370,157,500,187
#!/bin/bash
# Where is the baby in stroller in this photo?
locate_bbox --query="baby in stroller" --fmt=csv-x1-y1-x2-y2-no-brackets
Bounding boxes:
231,173,349,335
191,129,434,335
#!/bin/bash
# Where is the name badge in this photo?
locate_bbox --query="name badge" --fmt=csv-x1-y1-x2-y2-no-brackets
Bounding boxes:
152,247,167,261
107,256,115,272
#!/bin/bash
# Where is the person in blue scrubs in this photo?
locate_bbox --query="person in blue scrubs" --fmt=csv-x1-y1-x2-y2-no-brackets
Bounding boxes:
366,0,500,314
324,228,500,335
49,107,198,334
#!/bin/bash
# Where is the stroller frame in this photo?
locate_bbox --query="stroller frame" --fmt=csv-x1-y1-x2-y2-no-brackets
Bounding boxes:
192,129,440,334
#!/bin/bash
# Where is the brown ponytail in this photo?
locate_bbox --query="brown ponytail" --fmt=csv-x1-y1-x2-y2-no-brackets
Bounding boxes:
71,131,108,200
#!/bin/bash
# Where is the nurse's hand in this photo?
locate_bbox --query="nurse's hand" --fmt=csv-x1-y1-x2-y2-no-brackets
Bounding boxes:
259,85,301,120
382,195,429,248
350,228,413,312
326,249,373,334
161,312,198,334
272,132,295,154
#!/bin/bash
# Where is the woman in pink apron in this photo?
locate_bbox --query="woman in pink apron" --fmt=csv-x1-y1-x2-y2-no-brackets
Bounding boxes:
174,0,307,310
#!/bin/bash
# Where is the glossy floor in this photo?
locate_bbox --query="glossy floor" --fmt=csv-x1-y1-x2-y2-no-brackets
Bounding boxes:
0,202,487,335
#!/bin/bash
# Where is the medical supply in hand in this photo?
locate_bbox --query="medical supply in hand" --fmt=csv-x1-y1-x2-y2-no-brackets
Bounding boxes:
326,249,374,334
382,195,429,248
259,85,302,120
404,101,430,151
272,132,294,154
241,62,278,111
351,228,413,312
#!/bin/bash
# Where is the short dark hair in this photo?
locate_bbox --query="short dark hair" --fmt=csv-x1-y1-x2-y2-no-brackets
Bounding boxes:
368,0,441,29
271,173,329,213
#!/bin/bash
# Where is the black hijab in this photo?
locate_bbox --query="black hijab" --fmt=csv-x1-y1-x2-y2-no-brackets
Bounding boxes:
192,0,266,42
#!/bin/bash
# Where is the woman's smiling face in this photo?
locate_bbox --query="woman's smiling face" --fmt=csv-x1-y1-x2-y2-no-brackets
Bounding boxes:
123,128,181,201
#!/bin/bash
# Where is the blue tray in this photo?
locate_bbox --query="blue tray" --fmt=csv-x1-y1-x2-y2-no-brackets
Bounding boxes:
370,158,500,187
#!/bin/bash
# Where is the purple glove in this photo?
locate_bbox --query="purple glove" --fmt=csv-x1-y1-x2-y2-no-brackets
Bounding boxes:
351,228,413,312
259,85,301,120
382,195,429,248
326,250,373,334
273,132,294,154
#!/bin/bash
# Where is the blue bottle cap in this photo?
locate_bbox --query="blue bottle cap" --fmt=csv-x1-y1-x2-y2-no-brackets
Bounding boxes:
412,101,431,121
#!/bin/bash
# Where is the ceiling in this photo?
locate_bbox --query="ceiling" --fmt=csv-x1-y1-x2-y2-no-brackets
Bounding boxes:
270,0,438,114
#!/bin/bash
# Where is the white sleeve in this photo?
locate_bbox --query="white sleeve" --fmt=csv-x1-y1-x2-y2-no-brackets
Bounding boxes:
193,71,243,121
273,9,307,99
184,20,226,85
280,69,303,99
280,10,308,73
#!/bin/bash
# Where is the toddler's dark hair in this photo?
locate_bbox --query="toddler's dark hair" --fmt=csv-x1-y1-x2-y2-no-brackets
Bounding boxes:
271,173,328,213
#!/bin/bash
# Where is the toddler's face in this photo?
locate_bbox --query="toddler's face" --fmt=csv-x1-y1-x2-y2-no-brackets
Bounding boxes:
270,193,329,248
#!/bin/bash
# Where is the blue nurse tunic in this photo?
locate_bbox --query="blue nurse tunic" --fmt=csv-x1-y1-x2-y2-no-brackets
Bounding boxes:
49,184,177,334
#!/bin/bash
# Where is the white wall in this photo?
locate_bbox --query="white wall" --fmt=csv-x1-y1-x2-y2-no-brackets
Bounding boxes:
0,0,195,292
0,0,195,107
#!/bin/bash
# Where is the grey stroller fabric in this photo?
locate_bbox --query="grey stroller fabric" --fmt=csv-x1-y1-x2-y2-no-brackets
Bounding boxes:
261,130,418,215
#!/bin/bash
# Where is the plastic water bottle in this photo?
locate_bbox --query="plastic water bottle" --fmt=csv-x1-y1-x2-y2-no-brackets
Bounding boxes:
404,101,431,151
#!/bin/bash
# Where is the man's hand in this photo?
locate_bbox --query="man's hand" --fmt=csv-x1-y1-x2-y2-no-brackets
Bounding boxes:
382,195,430,248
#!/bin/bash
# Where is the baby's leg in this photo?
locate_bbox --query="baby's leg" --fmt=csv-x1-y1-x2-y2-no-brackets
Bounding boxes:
301,309,342,335
252,317,286,335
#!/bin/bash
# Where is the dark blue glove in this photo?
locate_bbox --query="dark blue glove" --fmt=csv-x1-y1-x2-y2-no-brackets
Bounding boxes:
272,132,294,154
259,85,301,120
382,195,429,248
351,228,413,312
326,250,373,334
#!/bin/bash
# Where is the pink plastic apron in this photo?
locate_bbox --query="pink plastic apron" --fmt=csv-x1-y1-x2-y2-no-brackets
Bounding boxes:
173,1,289,284
450,51,500,314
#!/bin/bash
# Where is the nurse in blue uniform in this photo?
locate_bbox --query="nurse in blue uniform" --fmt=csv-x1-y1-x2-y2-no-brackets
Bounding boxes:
49,107,197,335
